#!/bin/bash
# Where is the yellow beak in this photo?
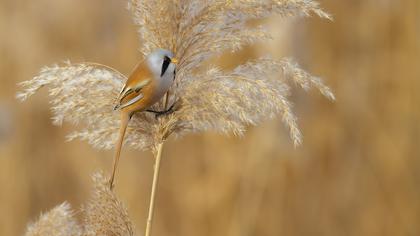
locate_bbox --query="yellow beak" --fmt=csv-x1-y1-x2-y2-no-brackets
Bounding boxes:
171,58,179,64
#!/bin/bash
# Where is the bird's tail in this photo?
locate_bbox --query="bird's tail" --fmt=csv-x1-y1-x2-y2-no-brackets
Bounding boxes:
109,112,130,189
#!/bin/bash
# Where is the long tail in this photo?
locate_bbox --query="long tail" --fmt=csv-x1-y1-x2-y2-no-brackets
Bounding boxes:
109,112,130,189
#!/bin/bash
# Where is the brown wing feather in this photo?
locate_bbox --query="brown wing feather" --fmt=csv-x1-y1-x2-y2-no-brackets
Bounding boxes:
114,61,156,113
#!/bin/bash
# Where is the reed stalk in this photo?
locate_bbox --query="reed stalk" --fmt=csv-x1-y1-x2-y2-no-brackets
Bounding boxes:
145,142,164,236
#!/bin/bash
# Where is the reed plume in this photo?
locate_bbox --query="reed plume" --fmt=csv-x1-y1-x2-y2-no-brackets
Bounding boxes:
25,202,82,236
82,172,135,236
24,172,135,236
17,0,333,150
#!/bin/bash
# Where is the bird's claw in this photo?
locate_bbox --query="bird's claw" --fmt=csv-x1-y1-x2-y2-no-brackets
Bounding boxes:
146,103,175,119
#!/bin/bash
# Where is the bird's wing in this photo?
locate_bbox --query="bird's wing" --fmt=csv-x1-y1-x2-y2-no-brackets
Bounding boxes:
114,78,150,110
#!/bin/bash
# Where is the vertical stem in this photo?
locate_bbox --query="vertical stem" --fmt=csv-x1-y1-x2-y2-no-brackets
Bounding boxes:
145,142,165,236
145,92,170,236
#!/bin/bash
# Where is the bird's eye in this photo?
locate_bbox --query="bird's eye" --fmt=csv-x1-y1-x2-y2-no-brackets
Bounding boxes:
161,56,171,76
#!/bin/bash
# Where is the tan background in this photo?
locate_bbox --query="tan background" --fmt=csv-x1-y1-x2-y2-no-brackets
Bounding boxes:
0,0,419,235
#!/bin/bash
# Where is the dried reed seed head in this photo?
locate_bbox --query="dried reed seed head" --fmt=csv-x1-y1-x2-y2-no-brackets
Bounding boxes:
23,173,136,236
17,0,334,150
25,202,82,236
82,172,134,236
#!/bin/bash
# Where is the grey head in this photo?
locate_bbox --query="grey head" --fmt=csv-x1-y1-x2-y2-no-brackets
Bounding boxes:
146,48,178,100
146,49,177,81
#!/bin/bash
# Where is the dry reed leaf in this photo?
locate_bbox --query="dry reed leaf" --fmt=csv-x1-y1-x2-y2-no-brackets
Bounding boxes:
17,0,334,150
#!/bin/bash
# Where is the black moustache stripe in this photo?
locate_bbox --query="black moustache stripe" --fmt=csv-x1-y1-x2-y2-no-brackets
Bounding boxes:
161,56,171,76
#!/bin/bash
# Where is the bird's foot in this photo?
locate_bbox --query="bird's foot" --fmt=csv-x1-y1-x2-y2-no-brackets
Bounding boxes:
146,103,175,119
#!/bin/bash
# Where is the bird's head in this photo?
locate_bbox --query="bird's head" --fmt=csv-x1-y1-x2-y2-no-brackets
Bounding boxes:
147,49,178,81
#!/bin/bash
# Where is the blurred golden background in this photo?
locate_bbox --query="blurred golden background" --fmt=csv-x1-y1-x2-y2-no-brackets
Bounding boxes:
1,0,419,235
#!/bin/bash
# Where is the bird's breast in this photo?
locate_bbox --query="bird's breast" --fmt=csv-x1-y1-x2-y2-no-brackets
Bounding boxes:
153,76,172,102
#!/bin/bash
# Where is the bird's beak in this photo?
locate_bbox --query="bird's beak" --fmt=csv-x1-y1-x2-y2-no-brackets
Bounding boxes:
171,58,179,65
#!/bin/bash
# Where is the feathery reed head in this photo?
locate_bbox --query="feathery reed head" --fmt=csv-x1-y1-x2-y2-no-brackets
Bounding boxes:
24,172,135,236
17,0,334,150
24,202,82,236
82,172,135,236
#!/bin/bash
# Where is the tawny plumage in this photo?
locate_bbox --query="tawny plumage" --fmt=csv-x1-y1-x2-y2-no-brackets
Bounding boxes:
109,49,177,188
115,61,155,113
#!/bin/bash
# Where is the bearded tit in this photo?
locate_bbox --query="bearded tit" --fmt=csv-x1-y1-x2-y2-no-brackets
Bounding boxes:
109,48,178,188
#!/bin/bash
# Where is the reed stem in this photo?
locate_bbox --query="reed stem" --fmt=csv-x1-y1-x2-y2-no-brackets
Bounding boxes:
144,142,164,236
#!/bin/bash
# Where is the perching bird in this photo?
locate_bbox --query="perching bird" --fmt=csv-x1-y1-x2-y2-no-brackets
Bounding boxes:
109,48,178,189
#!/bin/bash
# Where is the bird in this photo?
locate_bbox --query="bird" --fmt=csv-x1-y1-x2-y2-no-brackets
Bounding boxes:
109,48,178,189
